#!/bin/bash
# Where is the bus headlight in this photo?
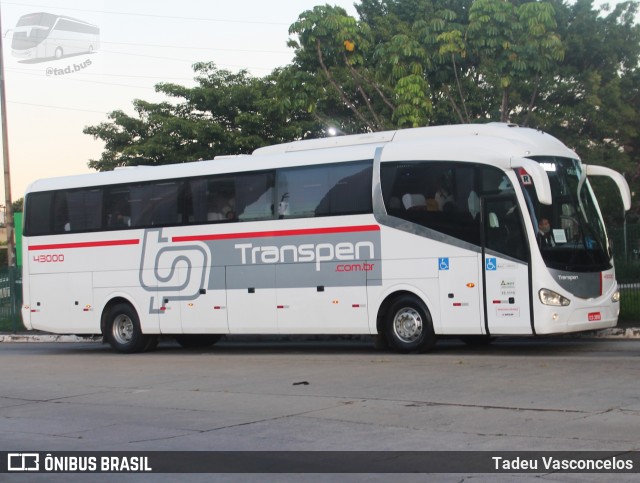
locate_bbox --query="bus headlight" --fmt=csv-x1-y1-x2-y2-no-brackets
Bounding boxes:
612,290,621,303
539,288,571,306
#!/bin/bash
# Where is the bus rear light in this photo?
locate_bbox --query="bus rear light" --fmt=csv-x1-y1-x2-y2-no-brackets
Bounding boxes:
539,288,571,306
612,290,620,303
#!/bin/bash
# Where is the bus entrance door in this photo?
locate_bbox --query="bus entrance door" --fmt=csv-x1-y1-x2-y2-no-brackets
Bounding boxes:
482,196,533,335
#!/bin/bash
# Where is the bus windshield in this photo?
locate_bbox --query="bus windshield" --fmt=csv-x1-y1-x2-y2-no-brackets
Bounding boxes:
521,156,611,272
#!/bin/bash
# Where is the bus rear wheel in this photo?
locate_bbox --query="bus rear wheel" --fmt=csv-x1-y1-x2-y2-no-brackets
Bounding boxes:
105,303,152,353
384,295,436,354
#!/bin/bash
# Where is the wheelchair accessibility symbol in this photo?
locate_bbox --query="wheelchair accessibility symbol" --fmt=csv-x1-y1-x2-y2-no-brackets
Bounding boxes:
438,258,449,271
485,258,497,271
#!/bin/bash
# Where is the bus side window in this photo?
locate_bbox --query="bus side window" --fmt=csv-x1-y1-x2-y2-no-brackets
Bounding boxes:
52,192,69,233
67,189,102,232
381,161,480,246
104,187,131,229
484,198,528,262
24,192,53,236
276,161,372,219
235,172,273,221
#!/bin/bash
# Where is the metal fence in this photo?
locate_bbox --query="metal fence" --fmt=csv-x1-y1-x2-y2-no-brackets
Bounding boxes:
0,266,21,332
610,223,640,322
619,283,640,322
610,223,640,265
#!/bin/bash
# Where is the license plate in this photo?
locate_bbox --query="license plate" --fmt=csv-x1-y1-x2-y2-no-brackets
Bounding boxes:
588,312,601,322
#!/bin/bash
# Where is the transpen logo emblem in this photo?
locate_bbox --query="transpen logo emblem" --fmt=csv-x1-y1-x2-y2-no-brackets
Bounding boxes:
139,228,211,314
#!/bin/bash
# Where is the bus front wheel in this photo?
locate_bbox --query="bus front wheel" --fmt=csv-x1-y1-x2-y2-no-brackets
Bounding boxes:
105,303,153,353
384,296,436,354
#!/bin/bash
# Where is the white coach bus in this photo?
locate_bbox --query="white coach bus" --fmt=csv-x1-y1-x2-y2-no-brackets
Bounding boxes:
11,12,99,61
21,123,631,353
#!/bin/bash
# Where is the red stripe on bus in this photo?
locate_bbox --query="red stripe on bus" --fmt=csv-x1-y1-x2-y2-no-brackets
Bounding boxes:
29,239,140,251
172,225,381,243
600,272,603,296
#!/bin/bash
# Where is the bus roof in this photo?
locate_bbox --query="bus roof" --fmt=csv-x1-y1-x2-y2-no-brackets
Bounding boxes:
26,123,577,194
252,123,575,157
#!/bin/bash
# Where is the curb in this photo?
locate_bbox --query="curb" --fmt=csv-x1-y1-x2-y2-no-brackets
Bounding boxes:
573,327,640,339
1,328,640,343
0,334,102,343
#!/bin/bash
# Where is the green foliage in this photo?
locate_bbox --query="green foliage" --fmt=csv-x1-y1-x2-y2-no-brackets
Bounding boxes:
11,198,23,213
288,5,392,132
84,0,640,220
83,63,323,171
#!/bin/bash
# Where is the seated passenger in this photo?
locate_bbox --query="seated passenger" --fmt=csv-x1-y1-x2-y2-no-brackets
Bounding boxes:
402,193,427,210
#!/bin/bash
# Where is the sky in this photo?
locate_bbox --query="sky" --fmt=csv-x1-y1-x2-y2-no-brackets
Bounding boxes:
0,0,359,204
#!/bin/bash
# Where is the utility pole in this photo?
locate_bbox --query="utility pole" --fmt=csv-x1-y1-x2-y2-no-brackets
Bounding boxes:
0,6,15,268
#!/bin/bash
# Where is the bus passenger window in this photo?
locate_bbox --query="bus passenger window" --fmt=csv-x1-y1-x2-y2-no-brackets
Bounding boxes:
105,187,131,229
67,189,102,232
52,193,69,234
276,161,372,219
24,192,53,236
235,172,274,221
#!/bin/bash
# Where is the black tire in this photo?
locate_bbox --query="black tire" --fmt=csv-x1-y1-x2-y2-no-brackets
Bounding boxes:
174,334,222,349
384,295,436,353
104,303,151,353
460,335,495,347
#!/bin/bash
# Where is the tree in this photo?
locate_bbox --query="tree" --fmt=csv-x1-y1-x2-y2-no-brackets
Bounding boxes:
288,0,638,219
84,0,639,220
288,5,398,132
84,63,323,171
539,0,640,223
11,198,23,213
288,1,564,128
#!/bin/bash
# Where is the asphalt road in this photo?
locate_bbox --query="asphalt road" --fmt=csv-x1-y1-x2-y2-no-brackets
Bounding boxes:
1,336,639,482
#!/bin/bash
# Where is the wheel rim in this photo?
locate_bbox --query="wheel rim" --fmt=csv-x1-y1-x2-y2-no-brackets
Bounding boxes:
393,307,423,343
112,314,134,345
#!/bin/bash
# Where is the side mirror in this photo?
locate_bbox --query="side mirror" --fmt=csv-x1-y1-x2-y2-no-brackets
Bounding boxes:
511,157,552,205
584,164,632,211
